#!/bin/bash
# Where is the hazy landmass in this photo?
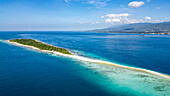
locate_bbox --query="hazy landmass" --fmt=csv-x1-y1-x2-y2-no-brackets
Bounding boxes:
89,22,170,34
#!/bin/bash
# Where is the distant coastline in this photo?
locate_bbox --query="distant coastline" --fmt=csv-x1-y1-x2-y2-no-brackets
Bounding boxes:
88,22,170,34
87,31,170,35
4,39,170,79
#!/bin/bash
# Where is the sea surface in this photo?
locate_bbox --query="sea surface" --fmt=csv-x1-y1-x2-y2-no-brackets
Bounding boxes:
0,31,170,96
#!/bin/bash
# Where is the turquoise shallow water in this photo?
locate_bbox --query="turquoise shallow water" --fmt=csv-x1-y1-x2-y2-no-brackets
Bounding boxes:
0,31,170,96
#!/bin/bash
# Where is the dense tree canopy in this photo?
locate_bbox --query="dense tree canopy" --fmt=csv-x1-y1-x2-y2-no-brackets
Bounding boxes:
10,39,72,55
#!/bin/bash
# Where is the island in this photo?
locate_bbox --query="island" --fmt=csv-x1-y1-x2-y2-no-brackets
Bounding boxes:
9,39,73,55
4,39,170,79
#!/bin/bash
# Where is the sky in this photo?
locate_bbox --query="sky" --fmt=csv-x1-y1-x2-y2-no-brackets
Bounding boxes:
0,0,170,31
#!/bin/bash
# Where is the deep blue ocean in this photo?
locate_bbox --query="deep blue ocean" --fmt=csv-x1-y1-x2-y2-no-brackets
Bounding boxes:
0,32,170,96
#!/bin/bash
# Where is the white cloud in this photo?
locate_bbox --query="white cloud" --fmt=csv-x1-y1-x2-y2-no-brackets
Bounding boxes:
101,16,105,18
103,13,131,24
91,21,100,24
145,17,152,20
105,19,112,23
105,19,121,23
65,0,70,4
65,0,68,3
87,0,110,8
64,0,110,8
96,21,100,23
156,7,160,9
146,0,151,2
105,13,130,18
102,13,162,24
64,0,71,6
128,1,144,8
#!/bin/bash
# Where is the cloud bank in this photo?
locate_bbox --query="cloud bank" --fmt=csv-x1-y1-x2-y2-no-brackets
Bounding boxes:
101,13,162,24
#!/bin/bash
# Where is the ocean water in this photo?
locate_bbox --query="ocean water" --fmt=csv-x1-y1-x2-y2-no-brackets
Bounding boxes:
0,31,170,96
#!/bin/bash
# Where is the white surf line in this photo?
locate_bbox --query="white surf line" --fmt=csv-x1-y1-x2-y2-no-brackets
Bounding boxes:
4,40,170,79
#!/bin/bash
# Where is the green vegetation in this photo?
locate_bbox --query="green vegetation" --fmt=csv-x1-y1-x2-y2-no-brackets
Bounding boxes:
9,39,72,55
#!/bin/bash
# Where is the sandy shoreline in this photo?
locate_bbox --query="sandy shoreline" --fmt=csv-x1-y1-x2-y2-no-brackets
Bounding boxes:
4,40,170,79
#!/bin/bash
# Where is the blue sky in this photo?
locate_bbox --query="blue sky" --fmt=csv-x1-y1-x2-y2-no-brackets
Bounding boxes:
0,0,170,31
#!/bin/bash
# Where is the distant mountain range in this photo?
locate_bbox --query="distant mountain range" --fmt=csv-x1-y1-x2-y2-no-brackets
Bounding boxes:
90,22,170,33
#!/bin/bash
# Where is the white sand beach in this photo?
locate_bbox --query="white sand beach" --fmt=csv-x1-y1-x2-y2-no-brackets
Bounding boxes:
5,40,170,79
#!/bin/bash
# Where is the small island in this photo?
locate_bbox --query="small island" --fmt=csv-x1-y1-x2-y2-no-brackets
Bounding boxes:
9,39,73,55
5,39,170,79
